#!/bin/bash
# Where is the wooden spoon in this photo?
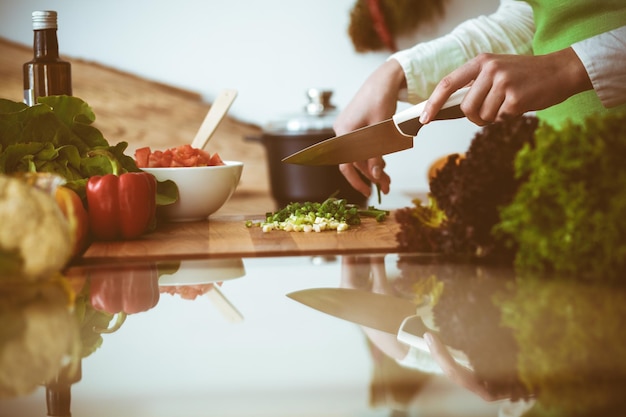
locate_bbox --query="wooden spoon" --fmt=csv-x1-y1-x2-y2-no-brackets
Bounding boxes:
206,285,244,322
191,88,238,149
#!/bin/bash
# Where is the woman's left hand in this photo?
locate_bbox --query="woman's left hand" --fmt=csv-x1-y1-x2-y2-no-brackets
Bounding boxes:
334,59,403,197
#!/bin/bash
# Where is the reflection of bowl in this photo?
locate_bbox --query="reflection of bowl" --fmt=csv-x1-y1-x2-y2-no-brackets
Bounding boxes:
158,258,245,286
143,161,243,222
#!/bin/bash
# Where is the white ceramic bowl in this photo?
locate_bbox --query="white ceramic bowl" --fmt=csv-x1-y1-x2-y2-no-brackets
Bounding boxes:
143,161,243,221
158,258,246,286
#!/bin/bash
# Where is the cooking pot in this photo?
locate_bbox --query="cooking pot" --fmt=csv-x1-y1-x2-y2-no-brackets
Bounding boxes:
247,89,369,208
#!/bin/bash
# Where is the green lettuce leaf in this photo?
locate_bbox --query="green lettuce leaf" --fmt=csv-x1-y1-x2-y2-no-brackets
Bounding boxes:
0,95,177,205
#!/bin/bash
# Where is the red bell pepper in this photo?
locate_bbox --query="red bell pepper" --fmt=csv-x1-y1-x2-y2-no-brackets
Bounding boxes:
86,171,157,240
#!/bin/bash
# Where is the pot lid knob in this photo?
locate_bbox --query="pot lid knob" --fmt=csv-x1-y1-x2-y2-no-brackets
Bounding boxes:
305,89,336,116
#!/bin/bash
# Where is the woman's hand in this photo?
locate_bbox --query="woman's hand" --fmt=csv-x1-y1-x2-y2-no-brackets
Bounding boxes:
421,48,593,126
424,331,508,402
340,256,409,361
334,59,406,197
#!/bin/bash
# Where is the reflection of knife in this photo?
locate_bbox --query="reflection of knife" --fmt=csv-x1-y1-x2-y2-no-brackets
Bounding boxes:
287,287,469,364
282,87,469,166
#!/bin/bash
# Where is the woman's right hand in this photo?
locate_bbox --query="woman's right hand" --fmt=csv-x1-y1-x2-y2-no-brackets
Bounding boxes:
333,59,406,197
420,49,592,126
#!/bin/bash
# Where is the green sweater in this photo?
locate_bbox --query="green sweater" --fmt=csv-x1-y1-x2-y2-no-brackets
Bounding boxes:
524,0,626,127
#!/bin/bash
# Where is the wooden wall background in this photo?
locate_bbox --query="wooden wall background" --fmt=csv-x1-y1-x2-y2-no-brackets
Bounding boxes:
0,38,270,200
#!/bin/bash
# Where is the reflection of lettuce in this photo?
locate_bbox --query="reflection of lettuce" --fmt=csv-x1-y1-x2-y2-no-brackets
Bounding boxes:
72,261,177,357
72,282,115,359
498,276,626,416
398,256,626,415
0,279,78,398
430,263,530,401
396,255,530,400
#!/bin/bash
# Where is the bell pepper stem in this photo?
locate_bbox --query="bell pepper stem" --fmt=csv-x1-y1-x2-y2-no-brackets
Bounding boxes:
93,312,127,334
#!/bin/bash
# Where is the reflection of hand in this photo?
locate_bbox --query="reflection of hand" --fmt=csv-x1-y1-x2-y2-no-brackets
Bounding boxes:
340,256,409,360
333,60,404,197
424,331,507,402
421,49,592,126
340,255,394,295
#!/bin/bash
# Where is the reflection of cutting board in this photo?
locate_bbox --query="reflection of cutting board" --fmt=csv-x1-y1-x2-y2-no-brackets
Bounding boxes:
81,214,401,263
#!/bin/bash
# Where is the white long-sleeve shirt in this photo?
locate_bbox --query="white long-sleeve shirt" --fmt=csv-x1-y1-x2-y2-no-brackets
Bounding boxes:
572,26,626,108
391,0,626,109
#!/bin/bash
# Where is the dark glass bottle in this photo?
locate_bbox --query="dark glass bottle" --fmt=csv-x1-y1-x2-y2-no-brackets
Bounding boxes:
45,360,82,417
23,10,72,106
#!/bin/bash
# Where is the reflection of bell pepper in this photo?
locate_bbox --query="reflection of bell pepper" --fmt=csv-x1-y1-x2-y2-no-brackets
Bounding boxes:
89,264,160,315
86,172,156,240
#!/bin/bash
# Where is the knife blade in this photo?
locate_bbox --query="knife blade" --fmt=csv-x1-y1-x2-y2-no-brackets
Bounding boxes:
282,87,469,166
287,287,420,334
287,287,470,365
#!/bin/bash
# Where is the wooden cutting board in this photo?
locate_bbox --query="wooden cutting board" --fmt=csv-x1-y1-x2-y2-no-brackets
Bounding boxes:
81,213,402,264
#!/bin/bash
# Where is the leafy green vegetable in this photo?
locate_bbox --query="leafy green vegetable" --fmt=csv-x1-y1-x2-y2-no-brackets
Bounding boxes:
0,97,107,155
395,195,446,252
495,111,626,281
396,115,538,259
0,95,177,205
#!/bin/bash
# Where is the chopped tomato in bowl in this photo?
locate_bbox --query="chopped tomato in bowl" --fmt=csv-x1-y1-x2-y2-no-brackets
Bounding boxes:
135,145,243,221
134,144,225,168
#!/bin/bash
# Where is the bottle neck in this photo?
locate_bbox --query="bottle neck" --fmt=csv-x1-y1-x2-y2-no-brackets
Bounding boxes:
33,29,60,60
45,384,71,417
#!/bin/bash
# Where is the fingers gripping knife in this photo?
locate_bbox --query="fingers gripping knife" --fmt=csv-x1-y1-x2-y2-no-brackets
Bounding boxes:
282,87,469,166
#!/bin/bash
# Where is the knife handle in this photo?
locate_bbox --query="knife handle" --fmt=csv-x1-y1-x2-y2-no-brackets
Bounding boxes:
393,86,469,136
397,314,472,368
397,315,430,351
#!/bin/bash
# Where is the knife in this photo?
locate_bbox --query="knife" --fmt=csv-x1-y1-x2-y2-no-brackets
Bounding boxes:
287,287,469,364
282,87,469,166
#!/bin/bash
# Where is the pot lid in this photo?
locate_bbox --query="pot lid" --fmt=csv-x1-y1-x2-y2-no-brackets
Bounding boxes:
263,88,338,134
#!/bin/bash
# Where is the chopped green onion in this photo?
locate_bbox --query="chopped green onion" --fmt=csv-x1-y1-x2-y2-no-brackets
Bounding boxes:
246,197,389,233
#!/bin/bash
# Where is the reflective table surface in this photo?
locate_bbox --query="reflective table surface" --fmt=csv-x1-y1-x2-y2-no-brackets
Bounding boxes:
3,249,626,417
